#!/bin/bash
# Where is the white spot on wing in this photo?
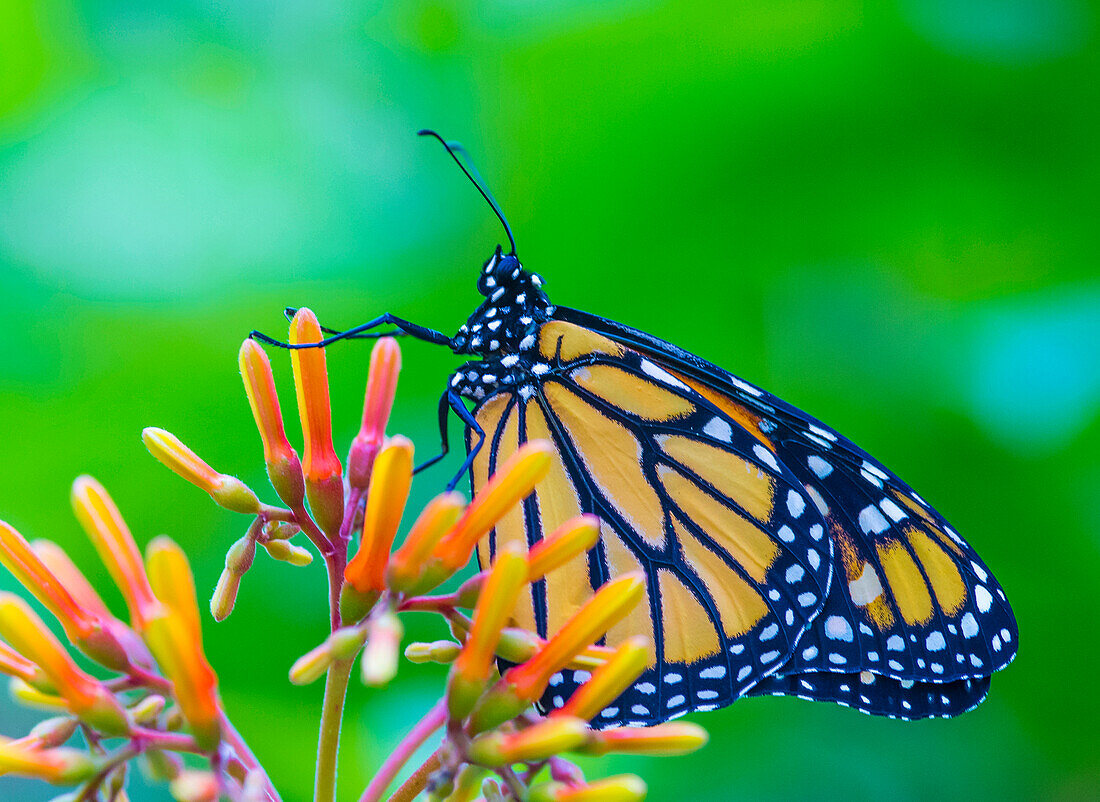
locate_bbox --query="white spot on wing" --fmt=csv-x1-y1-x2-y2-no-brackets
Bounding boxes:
848,563,884,606
703,417,733,442
640,360,690,390
858,505,890,535
825,615,854,642
807,455,833,478
753,443,780,472
786,490,806,518
975,585,992,613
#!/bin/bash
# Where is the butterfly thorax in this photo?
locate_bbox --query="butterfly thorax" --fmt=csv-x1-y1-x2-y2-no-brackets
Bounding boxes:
449,247,556,402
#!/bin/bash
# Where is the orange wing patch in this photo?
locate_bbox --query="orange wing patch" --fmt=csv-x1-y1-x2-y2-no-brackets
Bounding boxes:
667,368,777,451
656,568,721,663
833,521,895,629
600,523,656,661
526,399,591,636
876,539,934,626
656,465,778,583
673,517,767,639
655,434,775,522
543,382,667,549
907,526,967,616
569,364,694,422
538,321,625,363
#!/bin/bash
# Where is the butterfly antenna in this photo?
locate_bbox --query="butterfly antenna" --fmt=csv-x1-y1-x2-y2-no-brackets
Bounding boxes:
418,129,517,255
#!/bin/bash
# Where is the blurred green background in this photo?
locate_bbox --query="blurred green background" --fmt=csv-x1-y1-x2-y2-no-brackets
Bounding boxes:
1,0,1098,799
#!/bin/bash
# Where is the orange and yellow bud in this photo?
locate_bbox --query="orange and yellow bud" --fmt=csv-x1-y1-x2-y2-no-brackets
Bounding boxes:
468,716,589,766
448,544,528,720
432,441,554,573
29,540,112,622
555,636,650,722
386,491,465,594
507,573,645,704
143,537,221,750
0,522,99,641
0,640,48,688
526,515,600,582
71,476,159,629
347,337,402,488
239,339,306,508
581,722,708,757
0,593,129,735
289,308,344,537
0,525,141,672
529,775,648,802
345,437,414,595
142,428,260,515
0,738,98,785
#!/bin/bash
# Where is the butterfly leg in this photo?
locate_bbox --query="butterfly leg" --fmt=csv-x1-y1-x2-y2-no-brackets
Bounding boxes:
413,390,484,493
282,307,407,340
249,313,452,349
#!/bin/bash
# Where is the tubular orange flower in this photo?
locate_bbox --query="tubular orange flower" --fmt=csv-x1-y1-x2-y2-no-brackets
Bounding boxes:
447,544,528,720
0,639,47,687
526,515,600,582
0,738,97,785
0,593,129,735
506,572,645,704
29,540,112,622
348,337,402,489
345,436,414,594
0,524,140,672
71,476,159,629
0,521,98,641
581,722,709,756
289,308,344,537
468,716,589,766
239,339,305,508
142,428,260,514
386,491,465,594
143,537,221,750
432,441,554,573
555,636,650,722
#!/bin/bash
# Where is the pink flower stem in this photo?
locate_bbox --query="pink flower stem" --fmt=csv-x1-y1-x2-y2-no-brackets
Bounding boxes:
358,701,447,802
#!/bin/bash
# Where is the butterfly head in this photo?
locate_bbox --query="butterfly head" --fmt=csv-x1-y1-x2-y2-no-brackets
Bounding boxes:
451,246,553,356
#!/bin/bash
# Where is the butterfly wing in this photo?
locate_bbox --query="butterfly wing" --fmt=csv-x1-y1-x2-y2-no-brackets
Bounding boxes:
466,321,831,726
554,307,1018,717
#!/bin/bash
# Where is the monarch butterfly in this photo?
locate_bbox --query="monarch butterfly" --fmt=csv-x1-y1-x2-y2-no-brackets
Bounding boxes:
253,131,1017,727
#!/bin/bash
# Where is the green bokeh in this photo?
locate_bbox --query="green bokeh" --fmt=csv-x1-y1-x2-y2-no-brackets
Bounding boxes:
1,1,1097,799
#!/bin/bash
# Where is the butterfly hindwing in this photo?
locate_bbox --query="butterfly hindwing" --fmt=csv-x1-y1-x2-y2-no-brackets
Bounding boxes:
553,306,1017,717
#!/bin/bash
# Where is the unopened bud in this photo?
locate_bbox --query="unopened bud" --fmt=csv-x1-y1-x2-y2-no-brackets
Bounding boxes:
581,722,709,757
468,716,590,766
262,521,300,541
289,627,368,686
404,641,461,664
130,694,167,725
28,716,78,748
262,539,312,566
210,569,242,622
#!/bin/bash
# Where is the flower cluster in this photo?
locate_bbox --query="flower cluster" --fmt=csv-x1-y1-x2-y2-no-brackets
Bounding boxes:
0,480,273,800
0,308,708,801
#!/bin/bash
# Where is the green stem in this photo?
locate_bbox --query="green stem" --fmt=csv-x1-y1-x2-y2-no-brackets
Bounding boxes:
314,658,354,802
